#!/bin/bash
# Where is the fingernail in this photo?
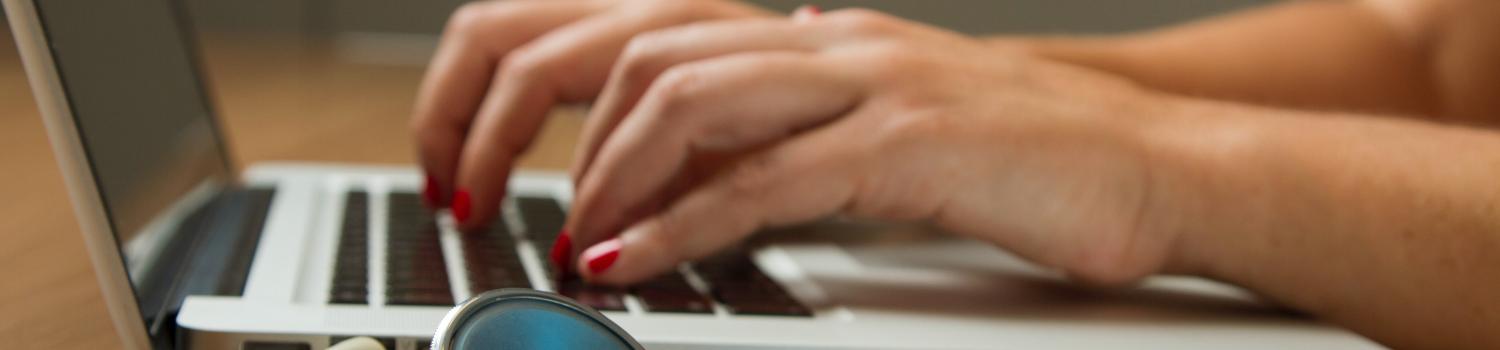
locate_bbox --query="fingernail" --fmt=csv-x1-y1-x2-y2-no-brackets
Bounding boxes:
451,188,471,225
793,5,821,21
549,231,572,270
583,239,622,276
422,176,441,208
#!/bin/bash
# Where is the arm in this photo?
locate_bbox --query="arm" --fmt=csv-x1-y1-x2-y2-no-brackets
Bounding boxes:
1147,96,1500,349
417,3,1500,347
548,9,1500,348
558,11,1500,347
998,0,1500,124
1003,5,1500,344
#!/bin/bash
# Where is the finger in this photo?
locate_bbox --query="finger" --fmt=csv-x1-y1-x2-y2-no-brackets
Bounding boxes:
791,4,822,21
568,52,865,254
571,16,852,186
412,0,599,207
578,122,866,284
451,7,748,230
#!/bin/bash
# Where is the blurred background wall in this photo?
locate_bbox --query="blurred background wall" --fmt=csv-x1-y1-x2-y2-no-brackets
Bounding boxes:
175,0,1272,65
185,0,1272,35
2,0,1278,67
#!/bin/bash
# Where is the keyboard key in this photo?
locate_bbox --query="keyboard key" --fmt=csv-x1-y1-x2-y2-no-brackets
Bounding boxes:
386,271,450,287
556,279,626,311
386,193,454,306
330,192,370,305
636,289,714,314
694,251,760,281
516,196,566,240
707,282,811,316
694,250,812,317
331,278,367,290
711,298,811,316
329,288,368,304
468,270,530,291
633,273,713,314
461,219,533,294
516,196,570,277
387,289,454,306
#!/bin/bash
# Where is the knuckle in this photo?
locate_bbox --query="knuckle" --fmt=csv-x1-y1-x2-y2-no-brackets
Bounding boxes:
616,33,676,86
721,156,780,200
637,0,712,21
864,47,929,81
489,127,532,156
498,47,556,85
882,86,946,112
644,66,708,119
446,2,499,38
871,110,946,152
827,8,899,36
640,217,689,262
411,122,451,152
463,126,528,161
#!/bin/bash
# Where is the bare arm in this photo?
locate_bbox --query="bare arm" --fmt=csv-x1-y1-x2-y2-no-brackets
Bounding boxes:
1146,96,1500,349
413,3,1500,348
996,3,1500,345
1007,5,1500,344
548,8,1500,348
1000,0,1500,124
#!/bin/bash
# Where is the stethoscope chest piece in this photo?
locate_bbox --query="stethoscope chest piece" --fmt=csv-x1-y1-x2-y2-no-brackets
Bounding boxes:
432,289,643,350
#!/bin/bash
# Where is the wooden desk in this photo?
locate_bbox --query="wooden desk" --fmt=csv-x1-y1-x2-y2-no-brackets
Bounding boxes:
0,34,582,348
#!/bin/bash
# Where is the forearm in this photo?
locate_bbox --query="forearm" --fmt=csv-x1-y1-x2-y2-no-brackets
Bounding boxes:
1143,95,1500,349
993,0,1438,118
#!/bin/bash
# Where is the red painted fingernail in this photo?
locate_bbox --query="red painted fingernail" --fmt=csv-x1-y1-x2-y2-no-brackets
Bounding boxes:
422,176,441,208
793,4,821,21
583,239,622,276
451,189,471,225
549,231,572,270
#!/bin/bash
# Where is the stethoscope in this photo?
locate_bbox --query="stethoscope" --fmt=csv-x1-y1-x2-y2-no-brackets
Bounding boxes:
330,289,643,350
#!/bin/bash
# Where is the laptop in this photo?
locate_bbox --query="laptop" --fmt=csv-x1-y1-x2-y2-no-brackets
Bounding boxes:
5,0,1382,349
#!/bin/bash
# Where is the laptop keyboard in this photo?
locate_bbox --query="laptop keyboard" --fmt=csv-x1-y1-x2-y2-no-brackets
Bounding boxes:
329,192,369,305
386,193,455,306
454,211,532,293
514,196,634,311
633,271,715,314
330,190,812,317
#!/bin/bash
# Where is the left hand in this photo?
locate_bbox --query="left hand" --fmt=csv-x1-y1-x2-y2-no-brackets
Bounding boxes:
566,9,1177,286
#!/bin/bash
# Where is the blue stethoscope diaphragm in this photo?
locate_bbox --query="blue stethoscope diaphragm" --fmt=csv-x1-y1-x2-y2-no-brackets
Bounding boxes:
431,289,643,350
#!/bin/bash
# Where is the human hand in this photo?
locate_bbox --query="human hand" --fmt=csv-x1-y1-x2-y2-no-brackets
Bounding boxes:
565,9,1180,286
410,0,771,231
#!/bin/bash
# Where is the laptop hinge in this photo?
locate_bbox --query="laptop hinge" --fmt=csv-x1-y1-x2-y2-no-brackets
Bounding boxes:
137,186,276,349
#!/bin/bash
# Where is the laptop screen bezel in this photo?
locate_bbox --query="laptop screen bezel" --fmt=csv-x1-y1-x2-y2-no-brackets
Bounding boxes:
2,0,238,348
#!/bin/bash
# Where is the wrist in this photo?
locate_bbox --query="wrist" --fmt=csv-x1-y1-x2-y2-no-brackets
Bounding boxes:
1126,94,1273,278
1034,82,1204,285
987,35,1135,72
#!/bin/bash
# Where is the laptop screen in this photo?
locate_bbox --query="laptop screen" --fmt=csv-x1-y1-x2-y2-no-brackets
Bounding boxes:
33,0,232,329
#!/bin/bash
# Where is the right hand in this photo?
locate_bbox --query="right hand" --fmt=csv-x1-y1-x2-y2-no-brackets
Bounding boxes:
410,0,771,232
555,10,1172,286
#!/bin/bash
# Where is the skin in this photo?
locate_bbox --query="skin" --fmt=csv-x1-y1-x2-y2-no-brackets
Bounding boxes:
409,0,1500,348
1007,0,1500,124
409,0,773,230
